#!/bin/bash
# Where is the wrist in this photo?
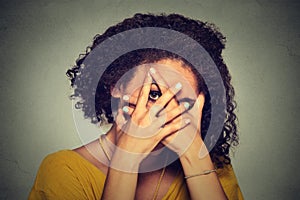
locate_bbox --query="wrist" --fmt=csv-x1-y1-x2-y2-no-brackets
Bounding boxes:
180,137,215,173
110,146,144,173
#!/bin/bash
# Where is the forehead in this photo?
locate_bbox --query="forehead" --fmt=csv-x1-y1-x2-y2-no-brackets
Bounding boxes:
121,59,199,99
154,59,198,89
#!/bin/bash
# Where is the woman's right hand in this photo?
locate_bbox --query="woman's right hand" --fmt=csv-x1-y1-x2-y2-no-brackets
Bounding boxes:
110,68,190,170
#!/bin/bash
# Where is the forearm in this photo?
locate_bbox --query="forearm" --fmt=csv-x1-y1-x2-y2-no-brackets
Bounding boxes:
180,138,227,200
101,168,138,200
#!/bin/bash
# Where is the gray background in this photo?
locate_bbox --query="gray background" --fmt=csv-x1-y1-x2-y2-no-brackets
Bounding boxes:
0,0,299,199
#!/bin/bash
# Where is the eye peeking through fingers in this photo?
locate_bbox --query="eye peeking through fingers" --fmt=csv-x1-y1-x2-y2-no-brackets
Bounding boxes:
148,83,162,102
148,90,162,101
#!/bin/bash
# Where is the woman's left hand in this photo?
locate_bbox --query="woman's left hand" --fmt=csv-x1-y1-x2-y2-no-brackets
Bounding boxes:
147,68,207,157
161,93,206,157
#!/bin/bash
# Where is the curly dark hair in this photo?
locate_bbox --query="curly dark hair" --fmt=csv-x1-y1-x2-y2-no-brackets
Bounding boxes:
66,13,239,169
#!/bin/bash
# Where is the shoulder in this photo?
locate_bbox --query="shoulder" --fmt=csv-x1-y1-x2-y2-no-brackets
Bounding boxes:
38,150,78,174
41,150,73,164
35,150,82,187
36,149,105,180
30,150,105,199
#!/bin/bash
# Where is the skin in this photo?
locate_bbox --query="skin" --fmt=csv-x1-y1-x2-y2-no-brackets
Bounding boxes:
74,59,227,200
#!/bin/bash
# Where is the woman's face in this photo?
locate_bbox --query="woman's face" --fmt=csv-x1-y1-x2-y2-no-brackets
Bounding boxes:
113,58,199,111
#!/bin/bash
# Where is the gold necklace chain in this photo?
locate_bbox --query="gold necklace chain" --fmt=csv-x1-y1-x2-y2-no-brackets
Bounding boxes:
99,135,111,161
99,135,168,200
152,155,168,200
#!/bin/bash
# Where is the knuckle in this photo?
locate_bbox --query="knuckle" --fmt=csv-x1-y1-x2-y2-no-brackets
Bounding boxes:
164,125,173,132
153,133,162,143
132,112,139,119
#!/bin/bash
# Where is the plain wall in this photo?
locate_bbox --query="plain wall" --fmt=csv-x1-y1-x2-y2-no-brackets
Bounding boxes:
0,0,299,199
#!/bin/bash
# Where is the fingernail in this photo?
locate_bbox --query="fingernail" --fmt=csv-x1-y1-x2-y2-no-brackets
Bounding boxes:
184,119,191,124
122,106,129,113
149,67,156,74
183,102,190,109
175,82,182,90
123,95,129,101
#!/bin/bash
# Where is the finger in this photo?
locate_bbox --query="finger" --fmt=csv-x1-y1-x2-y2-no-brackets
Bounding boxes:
166,102,190,123
156,101,190,125
122,106,134,116
135,72,152,110
157,98,178,118
158,117,191,139
151,82,182,116
190,92,205,112
149,67,169,93
122,94,138,108
188,92,205,121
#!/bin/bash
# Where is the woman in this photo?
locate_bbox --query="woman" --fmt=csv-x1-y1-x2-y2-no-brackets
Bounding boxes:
29,13,243,199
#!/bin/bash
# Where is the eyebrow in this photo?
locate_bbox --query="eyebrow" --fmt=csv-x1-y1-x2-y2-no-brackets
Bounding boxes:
151,82,196,106
151,82,162,92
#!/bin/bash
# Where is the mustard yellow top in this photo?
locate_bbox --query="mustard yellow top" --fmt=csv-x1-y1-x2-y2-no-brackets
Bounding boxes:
29,150,244,200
